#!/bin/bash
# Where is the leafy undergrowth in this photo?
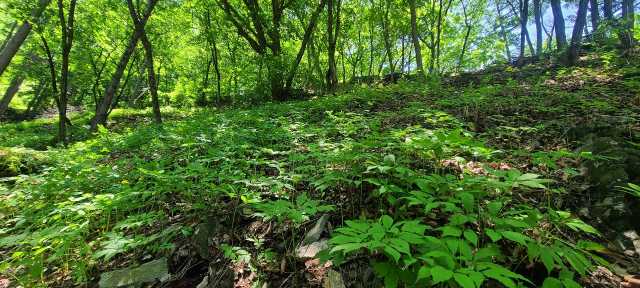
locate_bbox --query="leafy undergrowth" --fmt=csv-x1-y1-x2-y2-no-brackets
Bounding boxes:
1,53,640,288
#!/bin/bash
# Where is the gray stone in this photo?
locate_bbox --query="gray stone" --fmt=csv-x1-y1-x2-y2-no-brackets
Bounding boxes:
295,238,329,262
300,214,331,247
196,276,209,288
592,195,632,233
613,230,640,257
323,270,346,288
192,217,222,260
98,259,169,288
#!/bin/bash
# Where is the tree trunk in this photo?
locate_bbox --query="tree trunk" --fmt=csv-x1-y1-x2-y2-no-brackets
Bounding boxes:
618,0,636,48
409,0,424,75
91,0,159,132
382,0,394,81
0,0,50,79
128,62,146,108
285,0,327,90
25,79,46,116
40,35,58,106
0,21,18,53
550,0,567,51
57,0,77,147
326,0,340,92
534,0,542,54
566,0,589,66
517,0,529,68
459,0,472,71
495,1,512,61
127,0,161,124
589,0,599,35
0,74,25,119
603,0,613,21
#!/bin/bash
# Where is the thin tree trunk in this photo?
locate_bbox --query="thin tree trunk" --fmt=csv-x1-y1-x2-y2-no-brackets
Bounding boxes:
459,0,472,71
326,0,341,92
0,74,25,118
25,79,46,116
566,0,589,66
496,1,512,61
285,0,327,90
534,0,543,54
589,0,599,34
57,0,77,147
212,42,221,104
0,0,51,79
0,21,18,53
517,0,529,68
40,35,59,107
127,0,161,124
409,0,424,74
550,0,567,51
603,0,613,21
382,0,394,81
91,0,159,132
128,61,146,108
618,0,636,48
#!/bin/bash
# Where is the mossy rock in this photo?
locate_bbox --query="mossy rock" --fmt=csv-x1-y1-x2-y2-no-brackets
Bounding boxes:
567,123,621,144
0,147,53,177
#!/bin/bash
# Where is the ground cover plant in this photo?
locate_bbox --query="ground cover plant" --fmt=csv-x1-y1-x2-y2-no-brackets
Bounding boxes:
1,50,640,287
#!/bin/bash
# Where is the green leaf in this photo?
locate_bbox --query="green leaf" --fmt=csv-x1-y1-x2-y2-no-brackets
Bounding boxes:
416,266,431,282
381,215,394,230
385,269,399,288
526,242,540,261
517,173,540,181
442,226,462,237
563,168,580,175
374,261,391,278
576,240,605,251
464,229,478,246
389,238,411,255
500,231,532,245
383,246,402,264
487,202,502,216
453,273,476,288
431,266,453,284
484,229,502,242
30,262,43,279
540,248,555,274
296,193,308,207
474,247,503,262
542,277,563,288
460,193,474,213
482,269,516,288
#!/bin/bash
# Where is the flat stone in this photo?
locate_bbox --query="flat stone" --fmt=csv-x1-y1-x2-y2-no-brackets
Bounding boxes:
98,259,169,288
192,217,222,260
300,214,330,247
196,276,209,288
295,238,329,262
613,230,640,257
323,270,346,288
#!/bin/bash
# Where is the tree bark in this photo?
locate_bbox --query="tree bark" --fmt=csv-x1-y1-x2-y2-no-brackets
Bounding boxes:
0,21,18,53
90,0,159,132
326,0,341,92
40,35,59,107
25,79,46,116
566,0,589,66
57,0,77,147
517,0,529,68
128,62,146,108
0,0,51,79
382,0,394,81
534,0,543,54
550,0,567,51
0,74,25,119
603,0,613,21
126,0,161,124
589,0,599,35
618,0,636,48
495,1,512,61
285,0,327,90
409,0,424,74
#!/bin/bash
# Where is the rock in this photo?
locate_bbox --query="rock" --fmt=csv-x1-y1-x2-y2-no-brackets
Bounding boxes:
592,195,632,233
192,217,222,260
567,123,621,144
98,259,169,288
196,276,209,288
323,270,346,288
295,238,329,262
300,214,331,247
613,230,640,257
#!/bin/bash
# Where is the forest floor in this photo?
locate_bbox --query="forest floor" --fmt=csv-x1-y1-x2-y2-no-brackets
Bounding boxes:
1,51,640,288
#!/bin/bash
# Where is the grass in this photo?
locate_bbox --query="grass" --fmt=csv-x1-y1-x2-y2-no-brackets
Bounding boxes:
0,53,638,287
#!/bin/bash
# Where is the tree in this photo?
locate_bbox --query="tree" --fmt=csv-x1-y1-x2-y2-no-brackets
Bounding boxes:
550,0,566,51
57,0,78,146
326,0,342,92
618,0,637,48
126,0,161,124
408,0,423,74
565,0,589,66
517,0,529,68
90,0,159,132
533,0,542,54
0,0,50,79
